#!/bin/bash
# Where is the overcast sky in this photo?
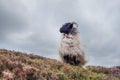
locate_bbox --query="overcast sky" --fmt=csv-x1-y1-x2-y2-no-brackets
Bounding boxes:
0,0,120,67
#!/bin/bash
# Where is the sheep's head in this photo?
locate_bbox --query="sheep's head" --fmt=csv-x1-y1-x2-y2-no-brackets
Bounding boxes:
60,22,78,35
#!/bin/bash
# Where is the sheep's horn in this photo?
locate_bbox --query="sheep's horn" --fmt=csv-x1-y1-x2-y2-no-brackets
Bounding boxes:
71,22,78,27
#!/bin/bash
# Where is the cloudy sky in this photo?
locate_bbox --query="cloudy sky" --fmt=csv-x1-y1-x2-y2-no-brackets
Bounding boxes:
0,0,120,67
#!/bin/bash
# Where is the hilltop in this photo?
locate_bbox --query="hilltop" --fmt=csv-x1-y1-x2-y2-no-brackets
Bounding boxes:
0,49,120,80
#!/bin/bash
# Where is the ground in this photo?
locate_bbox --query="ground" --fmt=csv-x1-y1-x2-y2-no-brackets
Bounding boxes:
0,49,120,80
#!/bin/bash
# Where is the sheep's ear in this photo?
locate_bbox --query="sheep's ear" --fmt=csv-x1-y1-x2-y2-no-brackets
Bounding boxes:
72,22,78,28
69,23,73,29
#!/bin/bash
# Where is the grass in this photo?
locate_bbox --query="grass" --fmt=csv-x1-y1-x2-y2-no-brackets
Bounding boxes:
0,49,120,80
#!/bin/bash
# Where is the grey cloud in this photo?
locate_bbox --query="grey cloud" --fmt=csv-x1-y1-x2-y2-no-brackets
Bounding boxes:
0,0,28,43
0,0,120,66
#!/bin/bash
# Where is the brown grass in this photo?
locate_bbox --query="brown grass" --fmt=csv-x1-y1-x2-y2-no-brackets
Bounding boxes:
0,49,120,80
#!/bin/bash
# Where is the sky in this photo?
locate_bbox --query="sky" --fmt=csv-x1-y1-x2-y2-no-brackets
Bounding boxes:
0,0,120,67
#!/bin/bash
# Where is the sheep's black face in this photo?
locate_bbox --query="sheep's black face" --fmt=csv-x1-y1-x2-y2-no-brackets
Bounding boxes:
60,23,73,34
60,22,77,34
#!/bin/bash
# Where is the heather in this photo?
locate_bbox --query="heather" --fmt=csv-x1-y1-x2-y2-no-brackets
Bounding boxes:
0,49,120,80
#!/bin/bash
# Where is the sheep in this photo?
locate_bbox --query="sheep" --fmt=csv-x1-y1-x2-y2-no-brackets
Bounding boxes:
59,22,87,66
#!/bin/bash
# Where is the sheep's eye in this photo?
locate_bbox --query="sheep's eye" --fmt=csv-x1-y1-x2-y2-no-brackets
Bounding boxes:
70,32,73,35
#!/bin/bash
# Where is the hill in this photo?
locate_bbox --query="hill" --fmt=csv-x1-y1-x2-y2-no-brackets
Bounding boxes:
0,49,120,80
